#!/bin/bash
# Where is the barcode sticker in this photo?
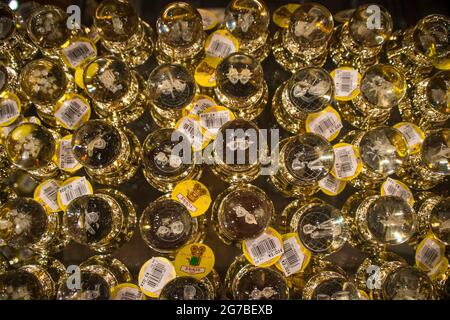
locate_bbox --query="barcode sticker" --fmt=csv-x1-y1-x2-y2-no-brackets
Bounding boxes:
58,136,81,171
0,97,20,126
54,97,89,130
198,9,218,31
111,284,145,300
332,68,360,100
381,178,414,205
243,228,283,266
394,122,424,155
200,107,235,139
332,143,361,180
319,174,346,196
175,115,206,151
306,107,343,141
205,30,238,60
35,179,60,213
138,257,176,298
276,236,306,276
416,237,443,270
62,40,96,68
58,177,92,208
184,95,217,116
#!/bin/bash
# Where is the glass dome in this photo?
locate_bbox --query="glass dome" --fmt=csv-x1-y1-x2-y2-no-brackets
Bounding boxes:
383,266,434,300
159,276,213,300
360,64,406,109
359,126,409,175
148,63,196,110
5,123,56,171
429,197,450,245
0,4,16,42
288,3,334,48
0,269,43,300
413,15,450,60
287,67,334,113
421,128,450,175
218,184,273,241
349,4,393,47
282,133,334,183
216,53,264,100
94,0,139,42
20,59,67,105
57,270,111,300
426,71,450,115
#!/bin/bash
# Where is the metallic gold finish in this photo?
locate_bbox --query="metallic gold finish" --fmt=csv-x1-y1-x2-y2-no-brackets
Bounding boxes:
82,56,147,125
272,67,334,133
212,183,273,246
416,195,450,245
302,271,359,300
214,53,268,121
72,119,141,185
337,64,407,129
225,255,289,300
330,4,393,71
211,118,264,183
148,63,196,128
139,194,206,256
64,189,136,253
159,275,217,300
342,127,409,189
57,255,132,300
142,128,203,192
272,3,334,71
0,197,69,253
386,15,450,83
269,133,334,197
224,0,271,61
94,0,155,67
155,2,205,68
398,128,450,190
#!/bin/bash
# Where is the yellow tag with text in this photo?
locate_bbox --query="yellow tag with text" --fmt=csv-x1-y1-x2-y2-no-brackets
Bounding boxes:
54,93,91,130
243,227,284,267
393,122,425,155
194,58,219,88
57,176,93,211
138,257,176,298
174,243,215,279
275,233,311,276
52,135,83,173
175,114,210,152
34,179,61,214
111,283,146,300
171,180,211,217
305,106,343,141
61,37,97,69
0,92,21,127
200,105,235,140
204,29,239,64
318,174,347,196
380,178,415,206
415,235,447,279
331,143,363,181
183,94,217,116
331,67,361,101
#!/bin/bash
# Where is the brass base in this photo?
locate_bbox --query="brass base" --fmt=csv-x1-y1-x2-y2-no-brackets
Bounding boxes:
33,212,71,254
143,164,203,193
272,82,306,134
397,156,444,190
211,162,261,184
336,100,391,130
155,44,205,73
268,174,319,197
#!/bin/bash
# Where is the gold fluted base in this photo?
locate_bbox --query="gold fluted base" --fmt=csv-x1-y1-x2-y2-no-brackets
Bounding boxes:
143,164,203,193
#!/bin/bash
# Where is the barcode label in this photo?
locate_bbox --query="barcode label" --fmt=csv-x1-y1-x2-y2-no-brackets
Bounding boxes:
0,99,19,125
382,178,413,204
58,177,91,206
205,34,236,58
38,180,60,212
139,258,175,296
59,138,80,170
396,123,422,148
54,98,89,129
278,237,305,276
319,174,344,195
245,232,283,266
333,145,358,179
334,69,358,97
177,116,204,150
308,111,343,140
417,238,442,270
189,98,216,115
200,110,230,135
113,287,144,300
62,41,96,68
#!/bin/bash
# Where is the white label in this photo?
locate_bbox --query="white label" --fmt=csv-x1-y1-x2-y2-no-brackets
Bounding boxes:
139,258,175,296
334,69,358,97
62,41,96,68
59,139,80,170
177,117,204,150
200,110,230,135
0,99,19,125
319,174,344,195
54,98,89,129
38,180,60,212
278,237,305,276
308,112,343,140
190,98,216,115
333,145,358,179
205,34,236,59
396,124,422,148
58,177,91,206
198,9,217,30
112,287,144,300
245,232,283,266
382,178,413,204
417,239,442,270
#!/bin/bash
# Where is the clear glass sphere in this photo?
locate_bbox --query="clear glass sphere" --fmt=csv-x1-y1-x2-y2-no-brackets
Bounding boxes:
159,276,213,300
421,128,450,175
95,0,139,42
383,266,434,300
413,15,450,60
5,123,55,171
57,270,111,300
0,269,42,300
0,4,16,42
429,198,450,245
426,71,450,115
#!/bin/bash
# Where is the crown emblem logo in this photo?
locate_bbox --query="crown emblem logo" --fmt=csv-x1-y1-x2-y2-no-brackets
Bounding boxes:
186,183,207,202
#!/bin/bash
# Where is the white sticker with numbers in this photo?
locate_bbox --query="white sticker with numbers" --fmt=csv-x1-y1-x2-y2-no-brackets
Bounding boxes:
416,238,442,270
62,41,96,68
189,98,216,116
319,174,346,195
58,177,92,207
0,98,19,125
333,69,359,98
307,111,343,140
200,110,231,136
333,145,359,180
111,285,145,300
205,33,237,59
38,180,60,212
177,116,204,150
59,138,80,171
244,232,283,266
277,236,305,276
55,98,89,130
394,122,423,154
381,178,414,205
138,257,176,298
